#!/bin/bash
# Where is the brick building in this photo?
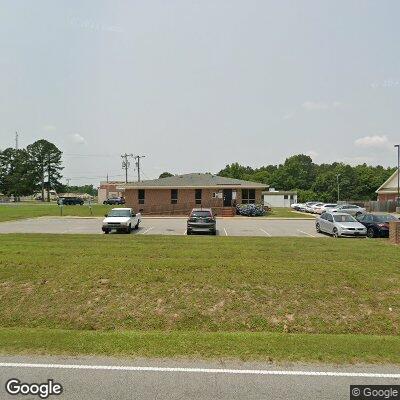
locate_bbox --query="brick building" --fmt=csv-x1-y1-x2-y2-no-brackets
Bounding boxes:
376,169,400,202
116,173,267,215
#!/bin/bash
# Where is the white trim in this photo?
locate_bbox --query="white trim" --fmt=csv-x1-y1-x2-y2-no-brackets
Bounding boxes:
376,169,399,193
0,363,399,379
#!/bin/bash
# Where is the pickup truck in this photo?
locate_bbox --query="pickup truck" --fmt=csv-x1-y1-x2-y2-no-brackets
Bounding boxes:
102,208,141,234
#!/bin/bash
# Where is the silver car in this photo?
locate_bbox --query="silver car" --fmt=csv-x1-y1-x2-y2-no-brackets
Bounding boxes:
316,212,367,237
331,204,366,217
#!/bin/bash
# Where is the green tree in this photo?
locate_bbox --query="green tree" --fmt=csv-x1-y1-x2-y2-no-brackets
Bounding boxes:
159,172,174,179
27,139,63,202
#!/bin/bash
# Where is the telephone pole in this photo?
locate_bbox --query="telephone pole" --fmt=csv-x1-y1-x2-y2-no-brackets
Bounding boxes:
121,153,134,183
134,155,146,182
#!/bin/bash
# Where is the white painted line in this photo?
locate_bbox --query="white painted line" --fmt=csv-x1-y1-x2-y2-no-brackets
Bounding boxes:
223,227,228,236
297,230,315,238
183,230,187,235
0,363,399,379
259,228,271,237
140,227,154,235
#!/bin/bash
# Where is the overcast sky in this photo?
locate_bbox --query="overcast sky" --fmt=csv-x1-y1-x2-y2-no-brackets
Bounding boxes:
1,1,399,185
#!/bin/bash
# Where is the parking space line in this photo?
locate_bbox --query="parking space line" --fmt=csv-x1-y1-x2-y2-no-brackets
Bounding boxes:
141,227,154,235
259,228,271,237
223,228,228,236
297,230,315,238
183,230,187,235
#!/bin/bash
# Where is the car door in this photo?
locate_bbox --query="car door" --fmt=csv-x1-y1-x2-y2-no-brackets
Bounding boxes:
318,213,327,232
325,213,335,234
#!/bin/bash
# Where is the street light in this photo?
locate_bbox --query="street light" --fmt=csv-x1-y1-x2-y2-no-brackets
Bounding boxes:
336,174,341,203
395,144,400,206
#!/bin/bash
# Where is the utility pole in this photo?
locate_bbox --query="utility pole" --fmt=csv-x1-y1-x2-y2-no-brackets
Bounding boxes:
66,178,71,188
15,132,19,150
121,153,134,183
395,144,400,207
336,174,340,203
47,153,51,202
134,155,146,182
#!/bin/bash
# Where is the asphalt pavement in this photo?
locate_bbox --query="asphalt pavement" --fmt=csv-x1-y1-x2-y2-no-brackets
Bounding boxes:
0,217,327,237
0,355,399,400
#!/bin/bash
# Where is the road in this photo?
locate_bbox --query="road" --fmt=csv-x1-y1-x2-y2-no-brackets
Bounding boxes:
0,217,327,237
0,356,399,399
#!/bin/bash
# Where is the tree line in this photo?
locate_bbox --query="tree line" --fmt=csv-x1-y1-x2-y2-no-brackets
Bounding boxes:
218,154,395,202
0,139,63,201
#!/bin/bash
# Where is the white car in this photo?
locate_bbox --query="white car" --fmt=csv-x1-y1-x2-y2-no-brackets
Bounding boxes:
316,212,367,237
304,202,320,213
331,204,366,218
316,203,337,214
310,202,324,213
102,208,141,234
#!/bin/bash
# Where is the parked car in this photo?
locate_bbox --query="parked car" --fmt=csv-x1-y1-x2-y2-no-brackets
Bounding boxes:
356,213,399,238
103,196,125,205
187,208,216,235
291,203,304,211
57,196,84,205
316,212,367,237
102,207,141,234
304,202,320,213
310,202,325,213
315,203,337,214
331,204,366,217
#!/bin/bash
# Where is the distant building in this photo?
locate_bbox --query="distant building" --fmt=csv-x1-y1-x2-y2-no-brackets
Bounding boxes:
376,169,400,201
111,173,267,216
262,189,297,208
98,182,124,204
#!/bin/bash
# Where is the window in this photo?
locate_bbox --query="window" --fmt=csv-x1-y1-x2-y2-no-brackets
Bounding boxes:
284,195,288,199
242,189,256,204
138,189,145,204
326,214,334,222
195,189,202,205
171,189,178,204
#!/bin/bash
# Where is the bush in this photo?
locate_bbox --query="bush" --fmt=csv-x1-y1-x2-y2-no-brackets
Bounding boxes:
236,203,266,216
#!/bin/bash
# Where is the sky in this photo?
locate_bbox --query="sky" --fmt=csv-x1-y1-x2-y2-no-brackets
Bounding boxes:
1,0,399,185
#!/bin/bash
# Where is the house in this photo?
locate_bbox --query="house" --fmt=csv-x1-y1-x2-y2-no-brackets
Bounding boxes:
116,173,267,216
262,189,297,207
376,169,400,202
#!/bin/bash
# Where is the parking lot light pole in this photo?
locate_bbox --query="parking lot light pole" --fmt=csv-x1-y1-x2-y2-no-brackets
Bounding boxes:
395,144,400,206
336,174,340,203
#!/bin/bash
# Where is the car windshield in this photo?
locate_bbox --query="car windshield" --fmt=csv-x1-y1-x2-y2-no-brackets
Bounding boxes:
324,204,336,208
334,215,356,223
373,214,398,222
108,210,131,217
191,211,212,218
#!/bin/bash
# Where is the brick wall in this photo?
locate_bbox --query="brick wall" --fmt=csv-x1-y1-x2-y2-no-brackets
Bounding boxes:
124,188,264,215
378,193,398,201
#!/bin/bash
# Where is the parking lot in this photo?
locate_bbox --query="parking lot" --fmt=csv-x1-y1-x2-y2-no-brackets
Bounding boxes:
0,216,327,237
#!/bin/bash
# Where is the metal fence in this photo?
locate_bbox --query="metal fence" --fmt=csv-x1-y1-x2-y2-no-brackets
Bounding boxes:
368,200,397,213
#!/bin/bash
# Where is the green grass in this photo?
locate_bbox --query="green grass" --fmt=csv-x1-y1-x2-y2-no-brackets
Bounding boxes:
0,234,399,362
1,328,399,364
266,207,314,218
0,203,117,222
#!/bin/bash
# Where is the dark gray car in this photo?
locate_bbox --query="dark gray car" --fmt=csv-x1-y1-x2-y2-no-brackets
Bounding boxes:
187,208,217,235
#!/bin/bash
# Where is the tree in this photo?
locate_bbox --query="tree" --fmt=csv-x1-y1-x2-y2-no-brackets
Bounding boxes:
159,172,174,179
27,139,63,202
0,148,34,198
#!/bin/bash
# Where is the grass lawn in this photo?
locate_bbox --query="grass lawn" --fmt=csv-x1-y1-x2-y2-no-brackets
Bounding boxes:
0,234,399,362
266,207,314,218
0,203,115,222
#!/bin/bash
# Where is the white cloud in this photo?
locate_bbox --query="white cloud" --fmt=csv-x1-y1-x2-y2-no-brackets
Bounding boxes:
302,101,342,111
305,150,318,159
71,133,86,145
354,135,390,149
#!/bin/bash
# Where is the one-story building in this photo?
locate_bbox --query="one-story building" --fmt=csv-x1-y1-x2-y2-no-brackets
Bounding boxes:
262,189,297,207
115,173,267,216
376,169,400,202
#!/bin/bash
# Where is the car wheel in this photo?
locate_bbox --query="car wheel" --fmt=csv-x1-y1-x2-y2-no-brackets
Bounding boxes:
316,223,321,233
332,228,339,238
212,229,217,235
186,230,191,235
103,201,107,205
134,221,139,230
104,230,109,234
367,227,375,238
126,224,132,234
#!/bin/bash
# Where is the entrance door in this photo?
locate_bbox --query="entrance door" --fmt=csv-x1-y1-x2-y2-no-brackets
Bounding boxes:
223,189,232,207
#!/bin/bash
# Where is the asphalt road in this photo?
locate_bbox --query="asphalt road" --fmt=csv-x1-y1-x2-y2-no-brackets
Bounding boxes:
0,356,399,400
0,217,328,237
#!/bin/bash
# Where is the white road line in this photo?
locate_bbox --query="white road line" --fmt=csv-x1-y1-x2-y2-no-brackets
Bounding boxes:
259,228,271,237
0,363,398,379
297,230,315,238
140,227,154,235
223,227,228,236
